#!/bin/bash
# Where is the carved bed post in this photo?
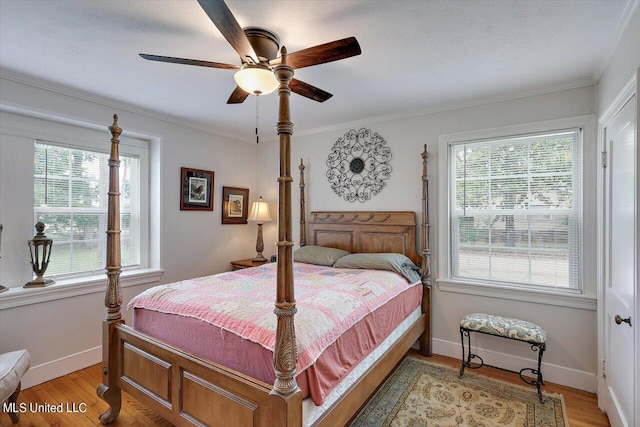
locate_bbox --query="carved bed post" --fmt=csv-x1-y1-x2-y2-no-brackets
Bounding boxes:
420,144,433,356
97,114,123,423
271,46,302,423
299,159,306,247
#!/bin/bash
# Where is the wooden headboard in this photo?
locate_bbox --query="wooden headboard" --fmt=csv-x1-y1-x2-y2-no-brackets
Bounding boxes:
307,211,419,264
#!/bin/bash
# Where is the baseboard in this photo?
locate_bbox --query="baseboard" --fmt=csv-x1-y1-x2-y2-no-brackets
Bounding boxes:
433,338,597,393
21,340,597,393
22,346,101,389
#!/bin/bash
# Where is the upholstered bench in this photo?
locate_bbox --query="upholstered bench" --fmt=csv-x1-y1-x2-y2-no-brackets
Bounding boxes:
0,349,31,424
459,313,546,402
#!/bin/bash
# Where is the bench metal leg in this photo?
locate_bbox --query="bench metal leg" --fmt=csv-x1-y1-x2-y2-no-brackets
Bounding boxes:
459,327,483,377
519,343,546,403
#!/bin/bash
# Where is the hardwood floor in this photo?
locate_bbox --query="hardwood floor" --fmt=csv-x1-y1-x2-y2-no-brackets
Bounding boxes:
3,352,609,427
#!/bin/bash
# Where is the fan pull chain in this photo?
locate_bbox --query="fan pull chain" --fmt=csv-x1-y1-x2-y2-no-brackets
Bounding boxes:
255,93,260,144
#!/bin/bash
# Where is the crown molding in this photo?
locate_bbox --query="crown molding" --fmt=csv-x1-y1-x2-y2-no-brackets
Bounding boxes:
2,67,595,145
277,79,596,142
0,68,253,143
592,0,639,82
598,72,637,125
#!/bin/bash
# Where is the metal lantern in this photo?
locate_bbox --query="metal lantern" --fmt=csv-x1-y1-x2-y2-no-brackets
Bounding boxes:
24,222,55,288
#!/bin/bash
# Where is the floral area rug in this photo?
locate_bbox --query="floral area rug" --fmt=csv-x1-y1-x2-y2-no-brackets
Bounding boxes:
350,356,569,427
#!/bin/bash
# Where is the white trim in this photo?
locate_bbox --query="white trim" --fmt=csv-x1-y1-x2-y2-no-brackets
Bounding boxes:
438,115,597,303
596,115,607,411
0,106,147,150
0,268,163,309
21,346,101,389
433,338,597,393
439,115,596,144
0,108,155,285
599,73,639,125
596,71,638,412
2,66,595,145
437,279,596,310
0,70,249,144
592,0,640,82
271,80,596,143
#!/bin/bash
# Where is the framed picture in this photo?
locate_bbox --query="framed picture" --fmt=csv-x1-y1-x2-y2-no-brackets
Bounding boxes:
180,167,214,211
222,186,249,224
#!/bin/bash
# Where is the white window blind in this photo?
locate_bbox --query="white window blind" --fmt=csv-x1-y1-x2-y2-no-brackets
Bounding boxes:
34,141,141,278
450,129,581,290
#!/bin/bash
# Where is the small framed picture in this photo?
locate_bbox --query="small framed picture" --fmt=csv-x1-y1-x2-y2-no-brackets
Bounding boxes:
180,167,214,211
222,186,249,224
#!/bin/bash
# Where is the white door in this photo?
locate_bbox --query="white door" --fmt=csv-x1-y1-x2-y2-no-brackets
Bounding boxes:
603,93,637,427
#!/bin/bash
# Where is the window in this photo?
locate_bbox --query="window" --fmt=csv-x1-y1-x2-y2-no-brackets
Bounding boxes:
33,139,147,279
449,128,581,291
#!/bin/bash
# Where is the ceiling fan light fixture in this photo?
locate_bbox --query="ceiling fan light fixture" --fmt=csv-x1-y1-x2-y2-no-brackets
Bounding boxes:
234,66,279,95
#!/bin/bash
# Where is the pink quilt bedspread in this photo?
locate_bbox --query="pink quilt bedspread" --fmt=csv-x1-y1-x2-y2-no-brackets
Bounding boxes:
128,262,418,373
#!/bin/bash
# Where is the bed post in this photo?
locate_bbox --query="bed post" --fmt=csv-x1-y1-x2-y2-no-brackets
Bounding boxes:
299,159,306,247
97,114,123,423
420,144,433,356
271,46,303,425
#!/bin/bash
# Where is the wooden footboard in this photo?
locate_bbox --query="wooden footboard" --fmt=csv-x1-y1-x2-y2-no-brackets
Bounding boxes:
100,314,424,427
104,322,301,427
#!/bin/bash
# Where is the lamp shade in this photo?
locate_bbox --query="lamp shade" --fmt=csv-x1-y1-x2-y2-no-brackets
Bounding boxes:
248,197,273,223
234,67,279,95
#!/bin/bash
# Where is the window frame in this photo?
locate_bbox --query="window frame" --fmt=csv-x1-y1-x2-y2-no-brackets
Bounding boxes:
437,115,597,310
0,109,161,309
32,138,149,279
449,128,582,291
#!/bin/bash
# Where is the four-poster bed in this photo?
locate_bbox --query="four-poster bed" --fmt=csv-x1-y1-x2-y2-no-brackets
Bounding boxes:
98,49,432,427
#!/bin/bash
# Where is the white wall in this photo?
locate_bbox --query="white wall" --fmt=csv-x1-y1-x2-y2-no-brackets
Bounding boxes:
0,76,261,387
257,85,600,392
596,2,640,114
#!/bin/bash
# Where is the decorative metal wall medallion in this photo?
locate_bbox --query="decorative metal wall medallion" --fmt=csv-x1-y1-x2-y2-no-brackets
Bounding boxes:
326,128,392,202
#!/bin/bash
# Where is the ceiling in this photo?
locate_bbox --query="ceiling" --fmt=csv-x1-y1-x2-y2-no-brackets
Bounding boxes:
0,0,635,142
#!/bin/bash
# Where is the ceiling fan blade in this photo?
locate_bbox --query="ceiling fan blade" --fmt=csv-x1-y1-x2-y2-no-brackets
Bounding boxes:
270,37,361,69
227,86,250,104
139,53,239,70
197,0,258,63
289,79,333,103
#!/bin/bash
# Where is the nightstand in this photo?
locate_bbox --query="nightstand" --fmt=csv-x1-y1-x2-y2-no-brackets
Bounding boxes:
230,258,270,271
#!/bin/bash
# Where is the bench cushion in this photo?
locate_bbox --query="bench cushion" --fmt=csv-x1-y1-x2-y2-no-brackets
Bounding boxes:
461,313,546,344
0,350,31,401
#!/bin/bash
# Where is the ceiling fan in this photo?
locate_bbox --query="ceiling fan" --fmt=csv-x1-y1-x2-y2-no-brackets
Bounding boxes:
139,0,362,104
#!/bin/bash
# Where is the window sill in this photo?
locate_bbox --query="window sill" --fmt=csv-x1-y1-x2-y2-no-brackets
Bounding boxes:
437,278,596,311
0,268,164,309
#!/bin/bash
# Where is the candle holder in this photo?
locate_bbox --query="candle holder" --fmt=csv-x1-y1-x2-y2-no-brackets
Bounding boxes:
24,222,55,288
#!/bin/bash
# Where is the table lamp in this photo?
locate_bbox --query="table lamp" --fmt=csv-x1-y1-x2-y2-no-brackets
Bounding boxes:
248,197,272,262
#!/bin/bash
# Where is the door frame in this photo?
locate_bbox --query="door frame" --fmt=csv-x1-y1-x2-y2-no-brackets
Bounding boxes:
596,71,638,420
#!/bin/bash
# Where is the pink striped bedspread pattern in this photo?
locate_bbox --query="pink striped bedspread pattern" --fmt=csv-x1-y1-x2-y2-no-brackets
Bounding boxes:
128,262,417,372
